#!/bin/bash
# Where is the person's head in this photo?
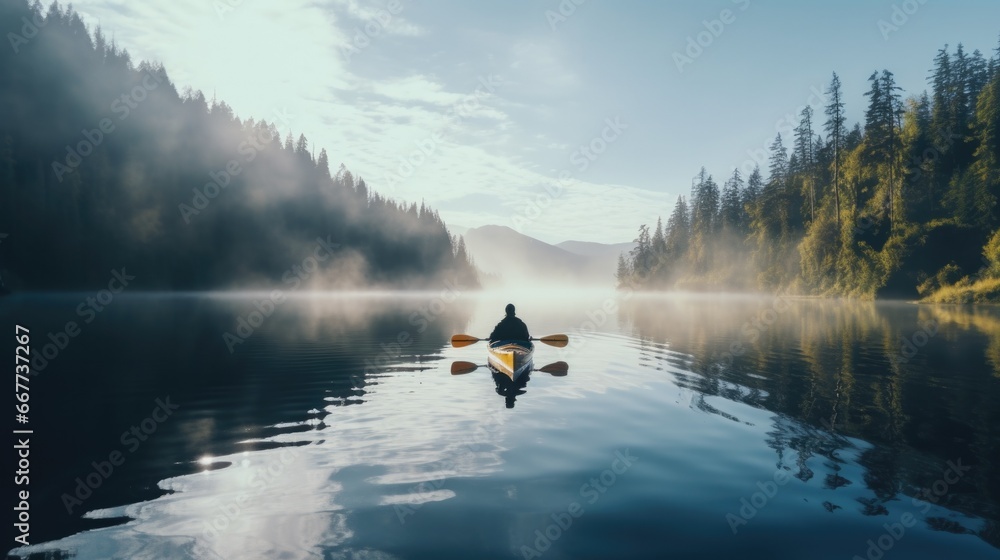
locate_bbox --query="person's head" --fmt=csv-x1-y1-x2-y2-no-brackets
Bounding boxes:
505,303,515,317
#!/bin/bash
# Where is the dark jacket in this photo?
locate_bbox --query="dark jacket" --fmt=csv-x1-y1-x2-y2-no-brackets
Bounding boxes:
489,316,530,342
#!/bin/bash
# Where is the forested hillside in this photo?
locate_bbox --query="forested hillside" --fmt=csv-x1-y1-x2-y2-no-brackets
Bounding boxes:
618,40,1000,301
0,1,478,290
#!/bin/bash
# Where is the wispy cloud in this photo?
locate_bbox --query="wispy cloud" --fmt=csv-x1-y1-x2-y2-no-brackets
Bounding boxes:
67,0,659,243
508,39,582,93
328,0,425,36
74,0,1000,244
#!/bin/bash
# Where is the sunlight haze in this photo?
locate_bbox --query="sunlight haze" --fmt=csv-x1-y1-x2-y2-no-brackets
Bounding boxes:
63,0,1000,243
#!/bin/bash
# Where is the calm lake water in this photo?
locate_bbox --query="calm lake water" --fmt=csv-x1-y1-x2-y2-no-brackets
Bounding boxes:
4,290,1000,559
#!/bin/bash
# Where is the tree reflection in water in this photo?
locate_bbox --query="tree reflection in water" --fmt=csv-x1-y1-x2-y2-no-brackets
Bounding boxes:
619,294,1000,548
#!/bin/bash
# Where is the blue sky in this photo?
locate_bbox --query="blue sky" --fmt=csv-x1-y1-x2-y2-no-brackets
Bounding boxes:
68,0,998,243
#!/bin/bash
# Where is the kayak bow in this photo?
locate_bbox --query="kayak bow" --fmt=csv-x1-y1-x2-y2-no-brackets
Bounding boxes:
487,340,534,380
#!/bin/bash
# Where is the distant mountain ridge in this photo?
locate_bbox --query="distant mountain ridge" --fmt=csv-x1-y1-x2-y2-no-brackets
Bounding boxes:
557,240,637,259
462,225,634,286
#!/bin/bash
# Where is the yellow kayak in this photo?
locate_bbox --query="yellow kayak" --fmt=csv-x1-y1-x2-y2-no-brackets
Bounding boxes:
487,340,534,380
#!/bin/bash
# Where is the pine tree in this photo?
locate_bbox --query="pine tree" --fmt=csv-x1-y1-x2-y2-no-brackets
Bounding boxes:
317,148,331,179
930,46,953,145
336,164,355,191
794,106,817,222
356,178,369,203
94,26,107,60
766,134,797,236
968,49,990,109
901,93,935,222
690,169,720,271
864,71,885,148
954,44,972,140
453,235,478,288
847,123,863,150
0,0,480,290
691,168,720,237
864,70,904,231
742,165,763,227
881,70,905,231
664,195,691,264
768,134,789,185
630,225,652,280
968,58,1000,229
615,253,632,289
611,40,1000,298
720,169,744,234
652,217,666,258
295,134,309,159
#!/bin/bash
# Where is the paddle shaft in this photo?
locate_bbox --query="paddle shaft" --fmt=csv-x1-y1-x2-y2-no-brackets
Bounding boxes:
450,360,568,376
450,334,568,348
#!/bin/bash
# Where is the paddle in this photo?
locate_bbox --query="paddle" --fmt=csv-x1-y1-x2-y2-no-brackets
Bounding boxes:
450,334,569,348
451,361,479,375
533,334,569,348
536,361,569,376
450,335,482,348
450,361,569,376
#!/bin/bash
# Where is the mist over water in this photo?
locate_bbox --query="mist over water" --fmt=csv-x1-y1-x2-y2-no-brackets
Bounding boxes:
4,2,999,559
5,290,998,559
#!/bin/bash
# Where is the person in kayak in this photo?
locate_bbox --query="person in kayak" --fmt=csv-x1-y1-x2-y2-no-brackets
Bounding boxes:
489,303,530,342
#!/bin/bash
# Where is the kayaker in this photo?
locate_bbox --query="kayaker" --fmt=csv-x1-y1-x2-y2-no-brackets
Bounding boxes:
489,304,530,342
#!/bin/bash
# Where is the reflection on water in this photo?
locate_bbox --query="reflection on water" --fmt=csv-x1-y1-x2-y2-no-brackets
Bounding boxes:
488,362,569,409
619,294,1000,546
3,292,475,550
5,291,1000,559
493,368,530,409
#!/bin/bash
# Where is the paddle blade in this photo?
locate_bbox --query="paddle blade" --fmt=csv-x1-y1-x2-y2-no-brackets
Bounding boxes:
451,361,480,375
451,334,482,348
535,334,569,348
538,361,569,376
